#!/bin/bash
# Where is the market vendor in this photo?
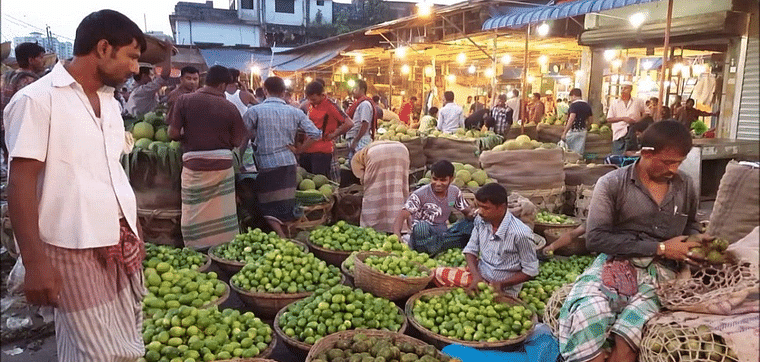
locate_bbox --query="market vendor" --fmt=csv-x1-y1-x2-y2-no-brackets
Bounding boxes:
461,183,539,296
604,116,654,167
393,160,475,255
674,98,717,129
125,50,171,118
606,81,646,155
298,81,353,177
558,120,705,362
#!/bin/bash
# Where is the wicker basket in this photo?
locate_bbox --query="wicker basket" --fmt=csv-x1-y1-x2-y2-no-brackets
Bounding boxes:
533,216,581,237
138,208,183,247
197,253,212,272
295,199,335,231
574,184,595,221
333,185,363,225
0,202,17,259
514,186,566,214
230,282,312,319
543,228,588,256
274,300,408,360
354,251,433,301
200,280,231,309
207,239,309,274
305,238,353,267
305,329,447,362
405,287,537,350
340,256,355,287
543,283,574,335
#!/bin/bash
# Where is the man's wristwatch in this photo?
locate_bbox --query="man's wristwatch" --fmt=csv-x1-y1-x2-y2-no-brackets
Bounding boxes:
657,243,666,256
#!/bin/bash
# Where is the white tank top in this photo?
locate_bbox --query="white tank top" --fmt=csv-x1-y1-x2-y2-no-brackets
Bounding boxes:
225,89,249,116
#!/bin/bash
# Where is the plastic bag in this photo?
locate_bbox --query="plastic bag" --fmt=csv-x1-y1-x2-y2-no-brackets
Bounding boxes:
557,139,568,150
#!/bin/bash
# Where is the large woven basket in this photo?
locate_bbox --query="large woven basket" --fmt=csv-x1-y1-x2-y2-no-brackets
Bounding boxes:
230,274,346,319
514,186,566,214
305,329,448,362
138,208,183,247
333,185,363,225
340,256,355,287
405,287,537,350
354,251,433,301
543,283,574,335
543,228,588,256
295,198,335,232
201,280,231,309
305,238,353,267
207,239,309,274
274,300,408,360
533,216,581,237
574,184,595,221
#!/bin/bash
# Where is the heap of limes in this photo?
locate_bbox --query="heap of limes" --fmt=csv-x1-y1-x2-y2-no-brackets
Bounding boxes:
278,285,405,345
142,306,272,362
519,255,595,316
536,211,576,225
231,243,342,293
412,285,534,342
144,243,206,271
433,248,467,267
143,263,226,314
213,228,302,263
344,247,439,275
363,254,429,277
310,221,393,252
310,332,456,362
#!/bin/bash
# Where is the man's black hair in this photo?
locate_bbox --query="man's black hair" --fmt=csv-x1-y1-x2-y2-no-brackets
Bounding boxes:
444,91,455,102
205,65,232,87
532,92,541,100
355,79,368,94
73,10,147,56
315,78,326,86
133,66,152,81
429,106,438,116
430,160,454,178
512,89,520,98
305,81,324,96
410,96,417,101
475,183,508,206
264,76,286,95
255,87,265,98
631,116,654,133
639,120,692,156
180,66,199,76
569,88,582,98
14,43,45,68
372,95,380,103
228,68,240,81
685,98,695,106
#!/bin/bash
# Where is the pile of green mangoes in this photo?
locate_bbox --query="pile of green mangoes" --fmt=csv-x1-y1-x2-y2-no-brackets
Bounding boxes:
212,228,301,263
412,284,534,342
520,255,595,316
687,236,730,264
310,332,458,362
310,221,395,252
535,211,577,225
645,324,738,362
142,306,272,362
364,254,429,277
278,285,405,345
143,263,226,314
144,243,206,271
231,244,342,293
433,248,467,267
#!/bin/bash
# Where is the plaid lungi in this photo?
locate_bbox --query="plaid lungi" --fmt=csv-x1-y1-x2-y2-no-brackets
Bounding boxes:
410,219,474,256
558,254,661,362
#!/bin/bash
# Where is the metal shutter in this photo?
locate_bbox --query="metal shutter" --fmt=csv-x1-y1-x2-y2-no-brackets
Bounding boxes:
737,37,759,141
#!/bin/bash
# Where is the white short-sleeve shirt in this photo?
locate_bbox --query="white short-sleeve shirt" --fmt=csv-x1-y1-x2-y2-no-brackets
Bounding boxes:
3,63,138,249
607,97,647,141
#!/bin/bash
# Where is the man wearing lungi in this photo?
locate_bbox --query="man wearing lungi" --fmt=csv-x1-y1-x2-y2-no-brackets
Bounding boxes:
243,76,322,237
4,10,151,361
558,120,705,362
168,65,247,250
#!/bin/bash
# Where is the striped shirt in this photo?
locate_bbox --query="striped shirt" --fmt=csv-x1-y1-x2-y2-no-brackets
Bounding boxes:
243,97,322,169
463,212,539,291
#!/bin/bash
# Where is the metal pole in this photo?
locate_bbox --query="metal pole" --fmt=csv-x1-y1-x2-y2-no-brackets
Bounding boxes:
522,24,530,133
492,33,498,107
656,0,674,121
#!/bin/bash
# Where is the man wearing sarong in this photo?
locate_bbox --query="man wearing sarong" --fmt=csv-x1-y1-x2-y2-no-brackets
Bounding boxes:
244,76,322,237
168,65,246,250
558,120,706,362
393,160,474,255
350,141,409,233
4,10,150,361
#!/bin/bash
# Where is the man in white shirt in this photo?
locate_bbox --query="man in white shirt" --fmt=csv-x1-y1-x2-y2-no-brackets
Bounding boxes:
505,89,522,124
4,10,152,361
437,90,464,133
607,81,646,155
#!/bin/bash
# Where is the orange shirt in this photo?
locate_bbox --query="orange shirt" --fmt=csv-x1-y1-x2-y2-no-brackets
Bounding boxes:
305,98,348,154
398,101,413,125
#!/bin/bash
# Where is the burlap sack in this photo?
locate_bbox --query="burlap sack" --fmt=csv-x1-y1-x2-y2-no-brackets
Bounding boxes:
707,161,760,244
333,185,363,226
536,124,565,143
584,132,612,162
640,312,758,362
423,137,480,167
401,137,427,169
513,186,566,214
122,150,182,210
480,148,565,190
505,124,538,140
563,164,617,187
508,192,537,230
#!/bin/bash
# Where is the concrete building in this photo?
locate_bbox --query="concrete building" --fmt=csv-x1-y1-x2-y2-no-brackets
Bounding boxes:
13,32,73,60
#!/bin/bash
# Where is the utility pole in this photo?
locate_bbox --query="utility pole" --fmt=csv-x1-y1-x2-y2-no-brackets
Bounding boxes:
45,25,53,53
144,14,148,33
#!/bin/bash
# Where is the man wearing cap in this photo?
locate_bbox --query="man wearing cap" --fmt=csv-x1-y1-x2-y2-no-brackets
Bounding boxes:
606,81,646,155
543,90,557,115
126,56,172,118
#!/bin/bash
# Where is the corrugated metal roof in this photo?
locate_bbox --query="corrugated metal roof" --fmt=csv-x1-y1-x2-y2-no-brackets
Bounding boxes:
198,41,348,73
483,0,662,30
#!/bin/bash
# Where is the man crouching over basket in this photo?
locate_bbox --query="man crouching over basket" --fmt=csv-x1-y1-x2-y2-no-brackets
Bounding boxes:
558,120,709,362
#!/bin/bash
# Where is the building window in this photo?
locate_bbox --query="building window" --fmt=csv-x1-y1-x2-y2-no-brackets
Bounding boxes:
241,0,254,9
275,0,295,13
316,0,324,5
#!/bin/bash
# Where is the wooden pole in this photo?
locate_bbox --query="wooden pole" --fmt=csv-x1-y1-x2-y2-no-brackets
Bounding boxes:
656,0,674,121
522,24,530,134
492,33,498,107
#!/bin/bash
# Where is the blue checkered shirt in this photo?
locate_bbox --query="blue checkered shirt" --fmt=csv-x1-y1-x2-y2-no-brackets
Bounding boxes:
463,211,539,294
243,98,322,169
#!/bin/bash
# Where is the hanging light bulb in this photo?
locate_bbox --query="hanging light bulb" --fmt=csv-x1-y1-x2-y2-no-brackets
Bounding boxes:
284,78,293,87
629,12,646,28
468,65,476,74
681,66,691,78
642,60,653,70
355,55,364,64
416,1,433,17
537,23,550,37
341,65,349,73
424,66,435,77
611,59,623,69
527,75,535,83
401,64,411,75
484,68,494,78
538,55,548,65
305,76,313,83
604,49,617,62
693,63,706,76
457,53,467,65
347,79,356,88
446,74,456,83
250,65,261,75
501,54,511,65
395,46,407,59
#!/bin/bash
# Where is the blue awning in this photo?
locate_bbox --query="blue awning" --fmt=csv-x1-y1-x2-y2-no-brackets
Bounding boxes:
482,0,661,30
198,41,348,74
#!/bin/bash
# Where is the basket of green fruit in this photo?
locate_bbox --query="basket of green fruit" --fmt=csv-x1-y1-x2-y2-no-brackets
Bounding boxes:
274,285,408,360
305,329,456,362
405,286,537,350
340,252,357,286
354,251,433,301
534,211,581,236
144,243,211,272
306,221,392,266
208,228,309,274
230,246,345,318
143,263,230,315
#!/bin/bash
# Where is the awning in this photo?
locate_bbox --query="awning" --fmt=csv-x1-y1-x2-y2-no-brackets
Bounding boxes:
198,48,273,72
198,41,348,74
483,0,661,30
270,41,348,73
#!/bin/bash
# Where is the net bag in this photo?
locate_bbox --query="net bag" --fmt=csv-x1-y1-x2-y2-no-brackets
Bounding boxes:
543,283,574,335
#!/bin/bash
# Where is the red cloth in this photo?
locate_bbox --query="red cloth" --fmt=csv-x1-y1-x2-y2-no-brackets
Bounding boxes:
601,259,638,296
398,102,413,125
305,98,348,154
346,96,378,139
433,266,473,287
95,219,144,276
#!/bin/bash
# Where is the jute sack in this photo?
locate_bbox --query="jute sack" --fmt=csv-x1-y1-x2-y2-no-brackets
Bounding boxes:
423,137,480,167
574,184,595,221
536,124,565,143
563,164,617,187
505,124,538,140
401,137,427,169
707,161,759,244
480,148,565,190
584,132,612,162
512,186,565,214
640,311,758,362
